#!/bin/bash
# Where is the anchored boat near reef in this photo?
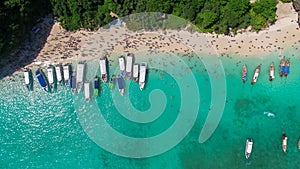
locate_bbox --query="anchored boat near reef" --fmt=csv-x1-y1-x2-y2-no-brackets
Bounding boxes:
36,68,49,92
279,57,285,77
284,59,290,76
245,138,253,159
99,57,108,83
24,68,33,91
117,76,124,96
55,64,64,85
94,76,99,97
84,81,90,102
119,56,126,78
251,65,260,85
109,75,116,90
47,65,56,92
126,53,133,80
63,64,71,88
76,62,85,93
242,64,247,83
282,133,288,153
269,62,275,81
133,63,139,83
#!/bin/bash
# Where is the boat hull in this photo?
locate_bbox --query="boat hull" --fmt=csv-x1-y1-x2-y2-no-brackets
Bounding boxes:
245,138,253,159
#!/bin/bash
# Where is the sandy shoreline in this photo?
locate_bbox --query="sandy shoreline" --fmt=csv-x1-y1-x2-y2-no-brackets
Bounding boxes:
0,2,299,78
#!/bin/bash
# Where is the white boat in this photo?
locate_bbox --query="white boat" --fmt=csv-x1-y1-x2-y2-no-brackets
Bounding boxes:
24,69,31,91
133,63,139,83
269,62,275,81
119,56,126,77
117,76,124,96
55,64,63,85
99,57,107,82
84,81,90,102
282,134,288,153
63,64,70,88
251,65,260,85
47,65,55,92
139,62,147,90
125,54,133,80
76,62,85,93
245,138,253,159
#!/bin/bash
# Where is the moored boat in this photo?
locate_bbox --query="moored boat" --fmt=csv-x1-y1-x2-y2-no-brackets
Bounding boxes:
24,68,33,91
119,56,126,78
63,64,71,88
245,138,253,159
71,71,76,93
99,57,108,82
251,65,260,85
282,133,288,153
298,138,300,150
242,64,247,83
284,58,290,76
94,76,99,97
133,63,139,83
35,68,49,92
139,63,147,90
47,65,56,92
109,75,116,89
125,53,133,80
117,76,124,96
84,81,90,102
269,62,275,81
279,57,285,77
55,64,63,85
76,61,85,93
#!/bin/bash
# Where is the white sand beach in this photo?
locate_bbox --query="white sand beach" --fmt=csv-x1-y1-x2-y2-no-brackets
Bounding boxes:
1,1,299,77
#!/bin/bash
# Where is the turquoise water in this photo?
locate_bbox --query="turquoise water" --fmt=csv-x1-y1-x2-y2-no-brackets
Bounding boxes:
0,50,300,168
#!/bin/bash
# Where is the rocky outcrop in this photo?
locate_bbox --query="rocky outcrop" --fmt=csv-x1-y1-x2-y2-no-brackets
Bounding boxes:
292,0,300,26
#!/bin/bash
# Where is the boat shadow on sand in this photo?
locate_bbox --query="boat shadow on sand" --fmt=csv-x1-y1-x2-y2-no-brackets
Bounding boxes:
0,16,53,80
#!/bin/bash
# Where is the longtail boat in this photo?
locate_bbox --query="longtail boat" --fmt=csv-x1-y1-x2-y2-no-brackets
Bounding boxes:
24,68,33,91
242,64,247,83
298,138,300,150
269,62,275,81
63,64,71,88
117,76,124,96
119,56,126,78
84,81,90,102
251,65,260,85
125,53,133,80
55,64,64,85
76,62,85,93
133,64,139,83
139,62,147,90
279,57,285,77
36,68,49,92
282,133,288,153
284,59,290,76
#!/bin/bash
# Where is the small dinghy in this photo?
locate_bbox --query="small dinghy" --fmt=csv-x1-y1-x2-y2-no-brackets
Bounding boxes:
245,138,253,159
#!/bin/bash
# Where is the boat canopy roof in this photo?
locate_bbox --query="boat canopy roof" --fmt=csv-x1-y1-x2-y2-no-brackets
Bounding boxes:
63,65,70,80
119,57,125,71
133,64,139,77
55,66,62,81
84,82,90,99
94,78,99,88
36,70,47,87
47,67,54,84
24,71,30,84
117,77,123,89
100,59,107,74
126,56,133,72
76,63,85,83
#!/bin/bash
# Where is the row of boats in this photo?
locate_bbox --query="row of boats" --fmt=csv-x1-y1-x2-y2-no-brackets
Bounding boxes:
242,57,290,84
245,134,300,159
23,53,148,102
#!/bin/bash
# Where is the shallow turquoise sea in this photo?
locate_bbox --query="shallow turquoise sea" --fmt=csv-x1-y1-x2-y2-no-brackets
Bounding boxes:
0,49,300,168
